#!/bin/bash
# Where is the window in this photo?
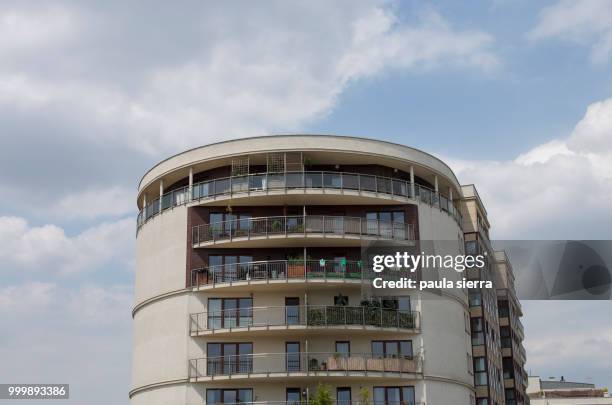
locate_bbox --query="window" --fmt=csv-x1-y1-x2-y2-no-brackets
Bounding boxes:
286,342,300,372
468,290,482,307
209,212,252,238
335,341,350,357
366,211,406,238
503,358,514,379
471,317,485,345
286,388,301,405
208,255,253,282
373,386,415,405
207,298,253,329
334,294,349,306
207,389,252,405
505,389,516,405
498,300,510,318
285,297,300,325
337,387,351,405
467,353,473,375
473,357,487,386
500,326,512,348
372,340,413,359
476,399,488,405
206,343,253,375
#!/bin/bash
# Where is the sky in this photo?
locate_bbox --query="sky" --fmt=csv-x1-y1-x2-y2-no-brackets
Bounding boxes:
0,0,611,403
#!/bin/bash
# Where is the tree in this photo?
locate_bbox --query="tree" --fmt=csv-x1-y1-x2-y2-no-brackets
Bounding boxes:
310,383,333,405
359,387,370,405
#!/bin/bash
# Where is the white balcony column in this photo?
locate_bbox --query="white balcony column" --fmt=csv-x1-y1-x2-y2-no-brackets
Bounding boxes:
409,166,415,197
449,187,453,202
434,175,439,193
159,179,164,211
188,167,193,201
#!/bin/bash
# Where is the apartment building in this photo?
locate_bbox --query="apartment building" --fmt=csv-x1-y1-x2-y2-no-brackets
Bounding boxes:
131,135,527,405
461,186,528,405
527,376,612,404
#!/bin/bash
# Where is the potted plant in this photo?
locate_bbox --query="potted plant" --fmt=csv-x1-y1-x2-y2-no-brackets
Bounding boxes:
327,352,342,370
287,254,305,278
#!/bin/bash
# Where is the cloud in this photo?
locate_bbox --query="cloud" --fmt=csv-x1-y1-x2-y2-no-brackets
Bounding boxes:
0,280,132,405
0,216,134,274
0,5,77,58
529,0,612,63
0,2,498,157
522,301,612,385
0,281,57,312
51,186,135,219
447,97,612,239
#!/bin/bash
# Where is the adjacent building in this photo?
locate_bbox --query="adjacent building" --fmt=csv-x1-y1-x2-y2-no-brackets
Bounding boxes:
131,135,528,405
527,376,612,404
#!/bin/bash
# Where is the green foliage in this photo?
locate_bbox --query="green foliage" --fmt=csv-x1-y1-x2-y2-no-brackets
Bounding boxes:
359,387,370,405
310,383,333,405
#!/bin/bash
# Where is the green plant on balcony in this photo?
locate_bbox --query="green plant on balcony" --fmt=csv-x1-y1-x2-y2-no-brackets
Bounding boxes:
398,311,415,329
359,387,370,405
271,219,283,232
307,307,325,325
360,299,382,326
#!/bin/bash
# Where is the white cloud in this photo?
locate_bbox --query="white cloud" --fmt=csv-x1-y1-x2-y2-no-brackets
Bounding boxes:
51,186,135,219
447,97,612,239
529,0,612,63
0,2,498,156
0,281,56,312
0,5,77,58
522,301,612,380
67,283,132,325
0,216,134,274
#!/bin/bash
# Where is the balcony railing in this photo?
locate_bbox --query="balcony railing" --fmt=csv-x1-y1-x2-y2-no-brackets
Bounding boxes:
190,259,387,287
190,305,420,334
205,402,425,405
136,170,462,231
189,352,423,379
192,215,415,245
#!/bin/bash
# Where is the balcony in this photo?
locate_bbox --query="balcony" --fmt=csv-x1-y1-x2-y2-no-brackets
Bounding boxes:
137,170,462,231
206,402,425,405
190,305,420,336
192,215,415,247
191,259,385,290
189,352,423,381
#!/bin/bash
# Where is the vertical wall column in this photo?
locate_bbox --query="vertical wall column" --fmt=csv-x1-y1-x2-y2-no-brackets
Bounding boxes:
189,167,194,200
410,166,415,198
159,179,164,212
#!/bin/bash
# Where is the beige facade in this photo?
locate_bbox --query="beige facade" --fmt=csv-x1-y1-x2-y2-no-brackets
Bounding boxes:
131,135,526,405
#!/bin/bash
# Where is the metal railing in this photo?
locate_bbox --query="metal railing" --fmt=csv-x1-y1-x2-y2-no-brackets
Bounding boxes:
191,259,379,287
203,402,424,405
189,352,423,378
192,215,415,245
137,170,462,230
190,305,420,333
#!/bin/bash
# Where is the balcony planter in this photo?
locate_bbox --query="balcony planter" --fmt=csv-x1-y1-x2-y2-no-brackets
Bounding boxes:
288,263,305,278
326,355,347,371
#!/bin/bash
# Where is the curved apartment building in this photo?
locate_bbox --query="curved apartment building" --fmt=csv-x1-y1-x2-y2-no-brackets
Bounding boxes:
131,135,526,405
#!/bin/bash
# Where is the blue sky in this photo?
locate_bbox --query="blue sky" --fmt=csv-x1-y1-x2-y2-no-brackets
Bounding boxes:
1,1,612,404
